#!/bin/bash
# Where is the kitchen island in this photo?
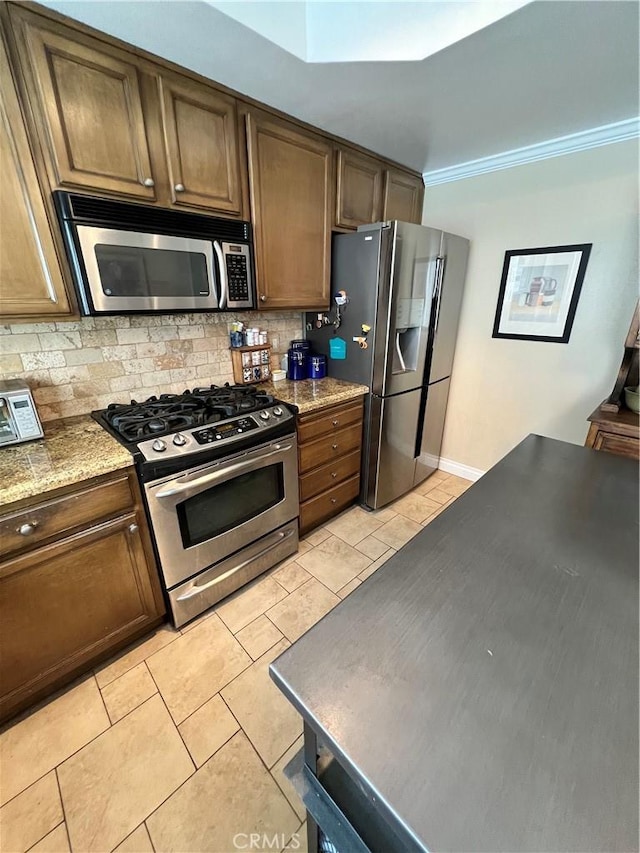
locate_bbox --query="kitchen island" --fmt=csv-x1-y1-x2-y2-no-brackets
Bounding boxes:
270,435,639,852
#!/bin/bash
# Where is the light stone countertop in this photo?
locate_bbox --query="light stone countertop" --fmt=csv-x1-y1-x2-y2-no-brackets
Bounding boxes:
0,415,133,509
259,377,368,414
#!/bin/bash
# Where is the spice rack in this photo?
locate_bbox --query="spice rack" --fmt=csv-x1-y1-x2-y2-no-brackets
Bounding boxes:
230,344,272,385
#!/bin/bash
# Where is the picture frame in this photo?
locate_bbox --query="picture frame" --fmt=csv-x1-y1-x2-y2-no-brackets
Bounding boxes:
492,244,592,343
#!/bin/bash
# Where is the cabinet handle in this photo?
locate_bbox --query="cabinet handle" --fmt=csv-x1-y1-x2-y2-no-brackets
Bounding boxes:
331,444,338,450
330,497,337,504
128,523,139,534
260,295,267,303
142,177,155,188
331,472,337,478
17,521,38,536
174,183,185,193
332,420,339,426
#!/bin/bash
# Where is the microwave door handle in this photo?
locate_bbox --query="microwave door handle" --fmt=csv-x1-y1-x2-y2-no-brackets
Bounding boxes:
213,241,227,309
154,442,294,498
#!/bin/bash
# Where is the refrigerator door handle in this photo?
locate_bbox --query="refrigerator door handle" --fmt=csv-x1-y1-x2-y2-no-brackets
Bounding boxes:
433,256,445,335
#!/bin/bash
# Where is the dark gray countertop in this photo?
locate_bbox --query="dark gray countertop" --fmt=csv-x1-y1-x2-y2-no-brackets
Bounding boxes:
270,435,639,852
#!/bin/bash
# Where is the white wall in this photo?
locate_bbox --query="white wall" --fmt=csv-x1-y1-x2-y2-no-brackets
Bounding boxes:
423,140,639,473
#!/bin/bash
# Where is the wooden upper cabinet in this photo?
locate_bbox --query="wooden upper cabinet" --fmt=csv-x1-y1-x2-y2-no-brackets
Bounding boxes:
0,29,71,318
335,147,383,229
246,110,332,310
382,168,424,224
159,74,243,215
10,7,156,200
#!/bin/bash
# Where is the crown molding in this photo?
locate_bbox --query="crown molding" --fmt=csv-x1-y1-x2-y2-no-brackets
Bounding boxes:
423,117,640,186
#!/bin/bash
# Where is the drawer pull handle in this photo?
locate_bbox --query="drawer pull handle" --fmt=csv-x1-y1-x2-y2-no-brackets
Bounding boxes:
330,497,337,504
17,521,38,536
331,472,337,478
128,523,139,534
332,420,339,426
331,444,338,450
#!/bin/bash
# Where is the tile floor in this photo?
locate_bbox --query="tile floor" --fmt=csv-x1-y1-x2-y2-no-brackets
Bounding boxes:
0,471,472,853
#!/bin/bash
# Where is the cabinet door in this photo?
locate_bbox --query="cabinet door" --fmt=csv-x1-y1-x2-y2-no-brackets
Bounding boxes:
382,169,424,224
0,512,164,721
160,74,243,215
335,147,383,229
10,8,155,199
0,29,71,318
246,110,332,309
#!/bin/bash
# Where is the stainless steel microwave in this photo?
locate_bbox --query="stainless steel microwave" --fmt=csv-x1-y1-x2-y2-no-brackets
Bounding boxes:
54,192,256,315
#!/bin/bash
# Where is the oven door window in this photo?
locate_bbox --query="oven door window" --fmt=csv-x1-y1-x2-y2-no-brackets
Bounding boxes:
177,463,285,548
95,244,209,298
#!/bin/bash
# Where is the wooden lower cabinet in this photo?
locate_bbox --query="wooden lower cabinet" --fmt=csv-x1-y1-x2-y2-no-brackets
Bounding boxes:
297,398,365,535
0,470,165,722
585,405,639,461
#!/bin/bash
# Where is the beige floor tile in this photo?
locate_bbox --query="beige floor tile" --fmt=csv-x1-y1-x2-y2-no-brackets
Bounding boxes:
422,499,454,525
270,735,305,821
0,772,62,853
146,614,251,724
302,527,331,546
266,578,340,643
373,514,422,550
236,615,284,659
325,506,383,546
337,577,363,599
392,491,442,524
296,535,370,592
178,695,240,768
100,663,157,724
27,823,69,853
438,475,473,497
274,540,312,568
414,472,448,495
355,535,390,560
359,549,395,580
95,625,179,689
419,485,457,505
112,824,154,853
365,506,397,523
0,678,109,806
216,576,288,634
146,732,299,852
221,641,300,768
272,560,313,593
57,695,193,853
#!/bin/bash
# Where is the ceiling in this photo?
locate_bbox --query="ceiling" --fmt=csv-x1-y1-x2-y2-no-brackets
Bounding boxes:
40,0,639,173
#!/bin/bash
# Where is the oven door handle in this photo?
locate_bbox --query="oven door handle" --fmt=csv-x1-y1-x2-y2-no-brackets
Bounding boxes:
213,240,227,310
154,442,294,499
175,527,295,601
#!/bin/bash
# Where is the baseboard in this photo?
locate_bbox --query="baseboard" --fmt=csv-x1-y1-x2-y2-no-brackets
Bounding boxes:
438,456,485,482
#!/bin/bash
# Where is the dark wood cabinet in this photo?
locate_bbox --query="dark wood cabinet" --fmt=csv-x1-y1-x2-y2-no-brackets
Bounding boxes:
0,27,71,318
297,399,364,534
382,168,424,224
0,469,165,723
246,109,333,310
159,73,243,215
10,6,156,200
335,147,383,229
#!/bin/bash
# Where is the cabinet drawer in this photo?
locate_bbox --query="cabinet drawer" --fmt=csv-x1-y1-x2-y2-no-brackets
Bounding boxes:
298,423,362,474
593,430,639,459
297,400,364,444
0,473,135,557
299,449,361,502
300,474,360,533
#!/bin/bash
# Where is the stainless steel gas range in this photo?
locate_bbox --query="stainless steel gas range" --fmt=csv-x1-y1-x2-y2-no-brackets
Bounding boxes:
93,385,299,628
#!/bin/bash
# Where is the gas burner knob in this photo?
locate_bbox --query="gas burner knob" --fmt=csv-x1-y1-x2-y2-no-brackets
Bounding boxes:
151,439,167,452
273,406,283,417
259,410,270,421
173,433,187,446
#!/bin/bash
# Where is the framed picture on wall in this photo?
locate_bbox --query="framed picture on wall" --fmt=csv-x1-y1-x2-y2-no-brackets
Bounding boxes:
492,244,592,343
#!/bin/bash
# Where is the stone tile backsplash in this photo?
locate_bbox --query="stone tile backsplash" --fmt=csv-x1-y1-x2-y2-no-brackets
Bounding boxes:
0,313,303,422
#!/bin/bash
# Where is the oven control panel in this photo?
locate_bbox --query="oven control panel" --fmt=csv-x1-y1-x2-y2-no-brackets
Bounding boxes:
193,417,259,445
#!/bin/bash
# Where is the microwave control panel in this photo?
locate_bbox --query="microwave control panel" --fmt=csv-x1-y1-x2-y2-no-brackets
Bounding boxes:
223,243,252,306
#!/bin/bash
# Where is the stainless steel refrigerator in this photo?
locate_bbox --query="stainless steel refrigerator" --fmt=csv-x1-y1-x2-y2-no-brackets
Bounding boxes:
306,221,469,510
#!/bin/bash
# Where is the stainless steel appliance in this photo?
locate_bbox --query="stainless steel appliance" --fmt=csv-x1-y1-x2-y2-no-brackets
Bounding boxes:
0,380,44,446
306,221,469,509
54,192,255,315
93,385,298,627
